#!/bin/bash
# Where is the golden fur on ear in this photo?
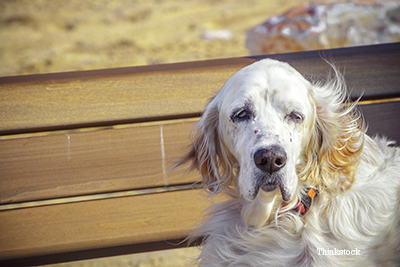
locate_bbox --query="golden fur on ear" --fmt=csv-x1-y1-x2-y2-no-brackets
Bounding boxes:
300,69,364,196
176,98,238,195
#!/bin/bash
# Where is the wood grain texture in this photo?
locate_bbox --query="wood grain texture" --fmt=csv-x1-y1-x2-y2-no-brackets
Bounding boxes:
0,57,255,134
1,43,399,134
0,189,211,262
0,120,199,204
359,101,400,142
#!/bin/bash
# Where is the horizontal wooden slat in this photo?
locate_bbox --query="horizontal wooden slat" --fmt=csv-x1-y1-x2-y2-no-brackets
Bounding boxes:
1,99,399,205
0,119,199,204
359,100,400,143
1,43,400,134
0,58,255,134
0,189,211,264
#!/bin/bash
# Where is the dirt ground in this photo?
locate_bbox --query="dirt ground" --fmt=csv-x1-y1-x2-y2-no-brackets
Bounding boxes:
1,0,307,266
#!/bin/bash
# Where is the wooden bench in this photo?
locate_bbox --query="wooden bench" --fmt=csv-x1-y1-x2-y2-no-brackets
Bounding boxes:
1,43,400,266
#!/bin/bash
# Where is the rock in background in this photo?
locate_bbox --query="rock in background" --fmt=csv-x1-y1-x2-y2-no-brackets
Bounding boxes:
246,0,400,55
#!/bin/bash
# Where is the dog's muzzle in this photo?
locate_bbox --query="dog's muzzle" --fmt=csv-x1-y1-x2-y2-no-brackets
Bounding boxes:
253,146,290,201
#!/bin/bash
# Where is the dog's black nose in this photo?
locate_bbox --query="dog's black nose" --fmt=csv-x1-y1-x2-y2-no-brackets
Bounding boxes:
254,146,287,174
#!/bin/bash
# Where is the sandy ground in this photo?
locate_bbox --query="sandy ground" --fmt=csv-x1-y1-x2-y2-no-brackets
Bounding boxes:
0,0,309,77
1,0,307,266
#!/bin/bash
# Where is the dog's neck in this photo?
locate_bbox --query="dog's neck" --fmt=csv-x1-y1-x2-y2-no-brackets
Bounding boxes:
240,187,319,229
241,188,281,228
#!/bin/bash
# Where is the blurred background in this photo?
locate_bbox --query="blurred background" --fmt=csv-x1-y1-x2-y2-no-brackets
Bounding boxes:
2,0,399,78
1,0,399,266
0,0,308,77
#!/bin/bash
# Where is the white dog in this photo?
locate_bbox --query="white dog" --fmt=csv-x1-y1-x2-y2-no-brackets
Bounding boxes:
177,59,400,266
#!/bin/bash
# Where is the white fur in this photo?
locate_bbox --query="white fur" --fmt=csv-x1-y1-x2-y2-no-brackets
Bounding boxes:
178,59,400,266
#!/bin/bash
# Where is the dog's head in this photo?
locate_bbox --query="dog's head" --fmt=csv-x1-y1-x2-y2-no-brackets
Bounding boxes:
213,59,316,202
178,59,363,220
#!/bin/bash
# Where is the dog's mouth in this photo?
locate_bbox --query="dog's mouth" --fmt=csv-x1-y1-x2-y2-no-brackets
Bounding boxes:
255,178,291,202
261,184,278,192
262,183,289,201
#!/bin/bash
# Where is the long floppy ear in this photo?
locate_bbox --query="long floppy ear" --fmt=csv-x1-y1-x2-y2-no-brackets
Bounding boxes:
302,67,364,195
176,96,236,194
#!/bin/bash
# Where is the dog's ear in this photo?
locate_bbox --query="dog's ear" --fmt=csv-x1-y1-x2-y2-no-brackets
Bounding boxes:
303,68,364,195
176,96,235,194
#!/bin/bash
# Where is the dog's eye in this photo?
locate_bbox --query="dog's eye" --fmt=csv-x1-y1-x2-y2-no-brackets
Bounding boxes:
231,108,252,122
288,111,303,122
237,109,249,118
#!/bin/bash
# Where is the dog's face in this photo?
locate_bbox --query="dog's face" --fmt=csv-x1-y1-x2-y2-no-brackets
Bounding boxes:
217,60,315,202
179,59,362,210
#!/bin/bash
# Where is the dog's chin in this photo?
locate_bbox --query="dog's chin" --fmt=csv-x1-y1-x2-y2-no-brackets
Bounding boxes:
243,173,293,202
261,184,278,192
246,171,291,201
258,185,280,201
258,182,291,202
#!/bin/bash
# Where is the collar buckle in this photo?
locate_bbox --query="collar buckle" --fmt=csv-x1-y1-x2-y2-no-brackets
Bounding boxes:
293,187,318,216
